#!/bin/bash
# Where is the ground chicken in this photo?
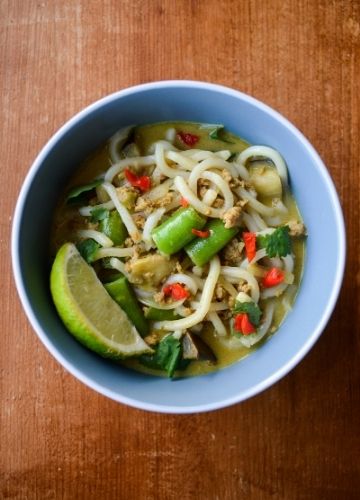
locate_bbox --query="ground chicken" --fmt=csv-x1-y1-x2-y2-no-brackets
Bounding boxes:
133,214,146,229
212,197,225,208
238,282,252,294
230,178,245,189
135,196,153,213
155,192,173,208
286,220,307,237
222,238,244,265
221,169,232,182
124,237,135,247
175,261,183,273
135,192,173,215
115,186,138,209
223,206,243,228
215,284,226,301
180,307,193,317
228,296,235,308
154,291,165,304
144,332,160,347
235,199,248,209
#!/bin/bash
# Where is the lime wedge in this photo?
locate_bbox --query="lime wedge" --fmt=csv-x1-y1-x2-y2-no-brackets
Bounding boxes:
50,242,152,359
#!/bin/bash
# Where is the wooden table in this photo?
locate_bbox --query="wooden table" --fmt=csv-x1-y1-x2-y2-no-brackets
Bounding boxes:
1,1,359,498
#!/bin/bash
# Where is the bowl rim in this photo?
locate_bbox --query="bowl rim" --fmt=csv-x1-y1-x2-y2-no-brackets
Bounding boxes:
11,80,346,413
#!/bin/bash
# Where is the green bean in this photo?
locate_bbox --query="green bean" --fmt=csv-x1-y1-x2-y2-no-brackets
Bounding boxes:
185,219,240,266
151,207,207,255
104,276,149,337
100,210,127,246
144,307,180,321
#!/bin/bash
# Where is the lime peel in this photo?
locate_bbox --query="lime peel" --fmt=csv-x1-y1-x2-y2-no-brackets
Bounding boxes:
50,242,152,359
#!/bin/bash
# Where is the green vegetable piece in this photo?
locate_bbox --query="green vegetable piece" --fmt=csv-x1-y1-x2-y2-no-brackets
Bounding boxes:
77,239,100,263
202,124,234,144
66,179,103,204
99,210,128,246
140,334,182,378
151,207,207,255
90,207,109,223
104,276,149,337
185,219,240,267
257,226,291,258
144,307,180,321
233,301,262,326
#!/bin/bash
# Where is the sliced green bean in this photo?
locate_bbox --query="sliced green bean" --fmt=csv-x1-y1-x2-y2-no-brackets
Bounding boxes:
144,307,180,321
185,219,240,266
104,276,149,337
151,207,207,255
99,210,127,246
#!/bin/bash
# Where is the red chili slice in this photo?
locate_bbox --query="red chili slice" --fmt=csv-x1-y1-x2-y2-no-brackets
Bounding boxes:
191,228,210,238
124,168,151,192
243,232,256,262
180,197,189,207
177,132,199,147
234,313,256,335
262,267,284,288
163,283,189,300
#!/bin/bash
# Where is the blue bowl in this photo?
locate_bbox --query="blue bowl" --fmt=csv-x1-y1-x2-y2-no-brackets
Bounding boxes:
12,81,345,413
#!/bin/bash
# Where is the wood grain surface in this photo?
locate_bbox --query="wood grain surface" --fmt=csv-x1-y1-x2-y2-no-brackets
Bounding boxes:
1,1,359,498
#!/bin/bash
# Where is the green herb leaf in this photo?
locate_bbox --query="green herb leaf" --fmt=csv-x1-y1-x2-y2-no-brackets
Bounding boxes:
140,334,182,378
257,226,291,258
199,123,235,144
77,239,100,264
90,207,109,223
233,301,262,326
66,179,103,204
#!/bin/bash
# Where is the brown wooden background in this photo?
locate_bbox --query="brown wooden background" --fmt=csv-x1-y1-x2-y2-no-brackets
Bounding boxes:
1,1,359,498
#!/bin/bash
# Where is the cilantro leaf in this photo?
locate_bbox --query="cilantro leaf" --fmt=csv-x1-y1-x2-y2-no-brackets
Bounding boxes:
90,207,109,223
140,335,182,378
77,239,100,263
66,179,103,204
200,123,235,144
233,301,262,326
257,226,291,258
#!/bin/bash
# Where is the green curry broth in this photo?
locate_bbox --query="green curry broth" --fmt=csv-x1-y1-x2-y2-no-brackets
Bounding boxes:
51,121,305,378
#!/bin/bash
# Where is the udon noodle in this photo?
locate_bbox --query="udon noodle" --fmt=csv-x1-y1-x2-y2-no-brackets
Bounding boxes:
51,122,306,377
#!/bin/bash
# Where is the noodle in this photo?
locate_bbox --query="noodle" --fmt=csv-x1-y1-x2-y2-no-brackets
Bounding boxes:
155,143,189,179
207,311,227,336
102,182,141,242
153,256,220,330
238,145,289,186
52,121,305,378
92,247,135,260
220,266,260,302
174,176,225,218
142,208,166,249
77,229,113,248
109,125,134,163
79,200,115,217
